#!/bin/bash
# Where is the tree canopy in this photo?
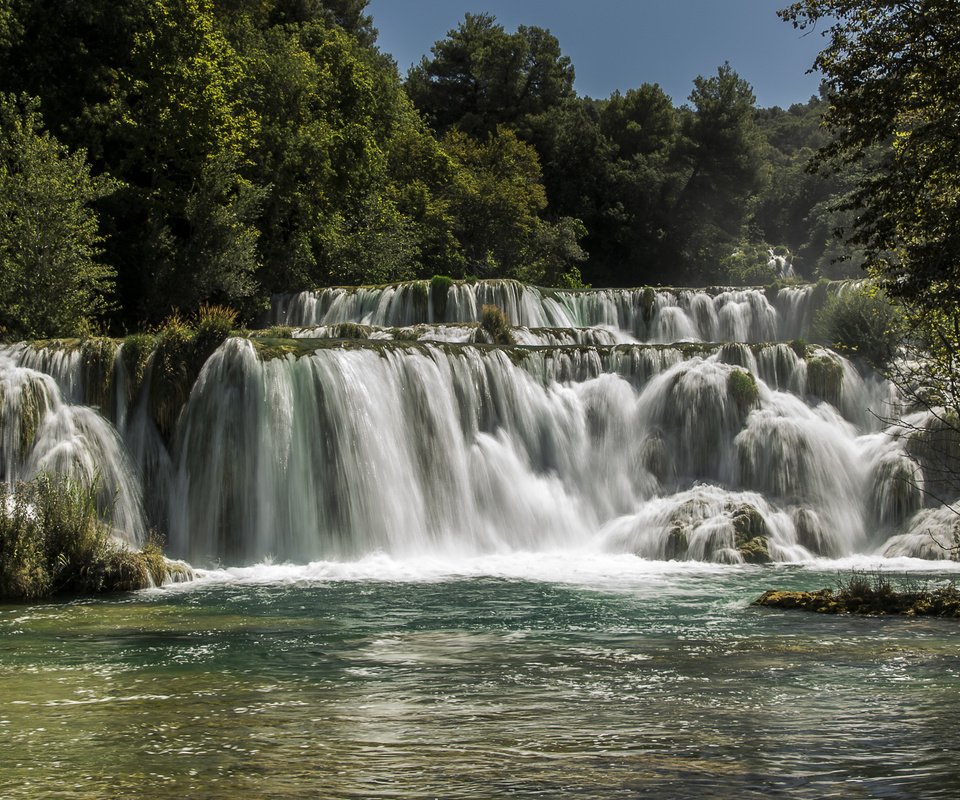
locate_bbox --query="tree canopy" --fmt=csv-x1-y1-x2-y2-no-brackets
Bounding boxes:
0,3,872,337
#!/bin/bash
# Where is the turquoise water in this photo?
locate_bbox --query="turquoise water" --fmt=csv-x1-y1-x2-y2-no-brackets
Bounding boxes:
2,556,960,799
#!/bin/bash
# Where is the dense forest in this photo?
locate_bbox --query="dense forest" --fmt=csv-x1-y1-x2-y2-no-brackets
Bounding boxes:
0,0,860,338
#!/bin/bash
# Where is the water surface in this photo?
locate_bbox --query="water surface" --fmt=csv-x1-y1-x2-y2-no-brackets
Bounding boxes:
2,556,959,799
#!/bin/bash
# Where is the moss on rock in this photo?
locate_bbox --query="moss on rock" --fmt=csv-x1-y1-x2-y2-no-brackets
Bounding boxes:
754,581,960,617
806,354,844,406
728,368,759,414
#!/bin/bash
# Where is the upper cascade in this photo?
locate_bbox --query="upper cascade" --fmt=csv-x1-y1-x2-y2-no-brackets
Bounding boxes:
267,279,838,344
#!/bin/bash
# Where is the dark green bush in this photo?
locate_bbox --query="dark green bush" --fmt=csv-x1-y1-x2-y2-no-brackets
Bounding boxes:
812,285,905,370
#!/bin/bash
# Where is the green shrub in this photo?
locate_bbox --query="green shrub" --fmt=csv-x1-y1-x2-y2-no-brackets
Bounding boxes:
812,285,905,369
480,304,514,345
0,475,168,600
148,305,237,440
193,303,237,354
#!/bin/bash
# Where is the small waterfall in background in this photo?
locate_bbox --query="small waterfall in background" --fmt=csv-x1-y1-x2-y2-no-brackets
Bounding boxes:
1,279,955,566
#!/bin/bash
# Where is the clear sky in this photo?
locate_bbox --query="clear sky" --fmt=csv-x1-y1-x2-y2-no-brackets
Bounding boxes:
367,0,827,109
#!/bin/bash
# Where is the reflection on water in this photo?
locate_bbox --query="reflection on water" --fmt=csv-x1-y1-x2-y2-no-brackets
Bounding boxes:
1,560,959,799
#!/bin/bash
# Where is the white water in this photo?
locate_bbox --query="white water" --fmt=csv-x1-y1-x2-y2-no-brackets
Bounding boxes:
1,279,956,567
269,280,824,343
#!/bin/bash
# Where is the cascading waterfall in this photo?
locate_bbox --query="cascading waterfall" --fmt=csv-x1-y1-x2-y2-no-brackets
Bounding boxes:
268,279,830,343
0,349,147,545
1,280,956,566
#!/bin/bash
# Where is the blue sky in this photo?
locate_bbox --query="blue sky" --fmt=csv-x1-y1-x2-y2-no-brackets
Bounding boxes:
367,0,828,109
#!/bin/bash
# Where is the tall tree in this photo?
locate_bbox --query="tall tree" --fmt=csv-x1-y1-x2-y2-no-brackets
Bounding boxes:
405,13,575,138
0,95,114,338
780,1,960,308
671,64,766,281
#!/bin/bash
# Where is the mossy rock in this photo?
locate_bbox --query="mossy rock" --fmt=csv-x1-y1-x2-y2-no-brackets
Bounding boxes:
430,275,454,322
728,369,759,414
79,337,118,411
754,585,960,617
9,375,51,459
664,524,689,560
120,333,157,402
738,536,771,564
728,502,771,563
729,503,769,540
805,354,844,406
640,286,657,323
641,435,671,483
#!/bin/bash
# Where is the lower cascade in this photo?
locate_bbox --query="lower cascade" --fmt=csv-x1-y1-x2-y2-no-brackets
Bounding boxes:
0,332,955,566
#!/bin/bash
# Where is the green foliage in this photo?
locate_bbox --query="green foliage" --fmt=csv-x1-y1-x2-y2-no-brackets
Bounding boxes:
728,369,759,413
405,13,574,138
781,2,960,437
671,64,767,282
811,285,905,369
479,304,514,345
722,244,781,286
0,94,115,339
0,0,881,317
440,127,585,282
0,474,162,600
147,305,236,440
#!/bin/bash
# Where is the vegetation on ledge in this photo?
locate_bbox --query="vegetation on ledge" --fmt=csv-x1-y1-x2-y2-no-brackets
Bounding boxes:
754,572,960,617
0,475,188,601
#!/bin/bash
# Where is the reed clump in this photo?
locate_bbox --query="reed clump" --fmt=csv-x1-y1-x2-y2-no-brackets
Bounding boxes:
0,475,167,600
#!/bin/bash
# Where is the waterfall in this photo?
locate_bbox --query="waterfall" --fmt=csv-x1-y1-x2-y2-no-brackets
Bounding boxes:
268,279,844,343
0,348,147,545
1,278,955,566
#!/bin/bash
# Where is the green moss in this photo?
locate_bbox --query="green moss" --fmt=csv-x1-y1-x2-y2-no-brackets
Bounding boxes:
728,369,759,413
430,275,454,322
9,374,50,460
790,339,808,358
410,280,430,321
120,333,157,400
331,322,370,340
262,325,295,338
727,502,771,563
754,578,960,617
806,354,844,405
79,336,118,411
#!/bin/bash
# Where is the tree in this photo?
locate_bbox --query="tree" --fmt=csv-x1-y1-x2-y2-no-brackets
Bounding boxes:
780,2,960,309
0,95,114,338
441,126,585,283
405,13,575,138
669,64,767,282
781,1,960,547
